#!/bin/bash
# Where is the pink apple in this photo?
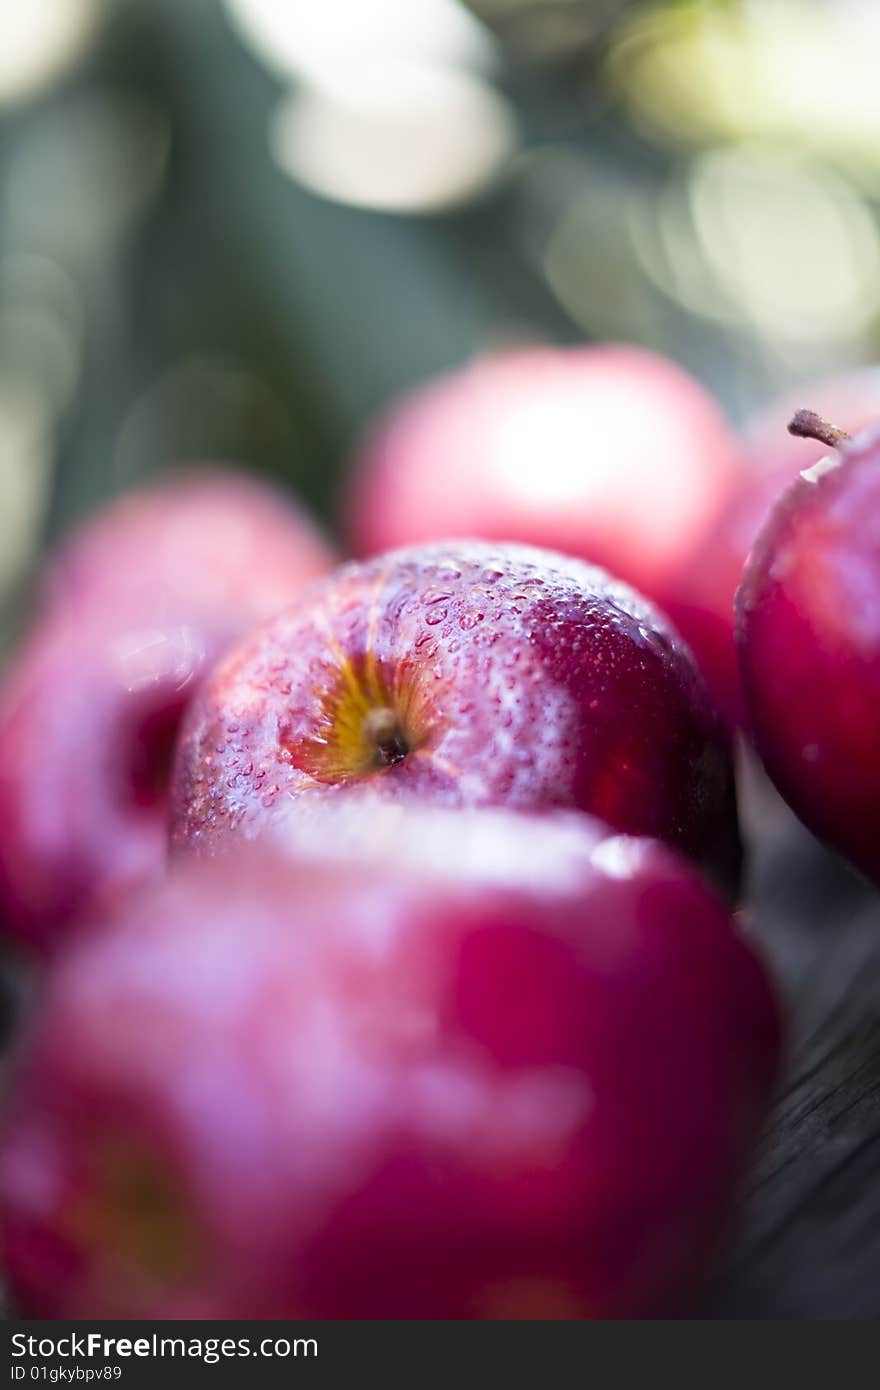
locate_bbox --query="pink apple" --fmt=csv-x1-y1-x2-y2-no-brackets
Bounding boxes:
40,469,333,628
345,345,743,607
0,469,334,950
0,804,781,1318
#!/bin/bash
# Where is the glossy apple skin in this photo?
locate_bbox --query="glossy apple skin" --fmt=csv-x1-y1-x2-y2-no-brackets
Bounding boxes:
170,542,742,894
346,346,743,604
736,426,880,885
671,368,880,725
0,806,782,1319
0,471,334,951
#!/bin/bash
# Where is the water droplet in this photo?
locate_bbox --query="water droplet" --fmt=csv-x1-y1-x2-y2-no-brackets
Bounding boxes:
459,611,483,630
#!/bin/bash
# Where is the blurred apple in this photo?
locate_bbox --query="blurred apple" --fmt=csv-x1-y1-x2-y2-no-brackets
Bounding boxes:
345,345,743,610
0,804,781,1318
0,469,334,950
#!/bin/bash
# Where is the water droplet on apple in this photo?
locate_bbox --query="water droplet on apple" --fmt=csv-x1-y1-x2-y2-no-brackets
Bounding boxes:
459,611,482,630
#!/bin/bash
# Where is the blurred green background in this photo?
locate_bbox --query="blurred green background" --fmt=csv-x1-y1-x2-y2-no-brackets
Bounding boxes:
2,0,880,640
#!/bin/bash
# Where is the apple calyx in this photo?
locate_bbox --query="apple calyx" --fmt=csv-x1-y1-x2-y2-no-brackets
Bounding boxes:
787,410,851,451
362,706,411,769
283,654,432,786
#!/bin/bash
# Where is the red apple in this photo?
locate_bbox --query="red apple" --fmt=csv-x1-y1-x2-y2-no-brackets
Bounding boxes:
671,367,880,725
0,805,781,1318
737,411,880,886
345,345,743,606
664,470,794,729
170,541,742,894
0,470,334,950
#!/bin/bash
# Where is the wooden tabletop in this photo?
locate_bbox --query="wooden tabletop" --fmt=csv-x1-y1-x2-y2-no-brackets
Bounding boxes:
709,759,880,1319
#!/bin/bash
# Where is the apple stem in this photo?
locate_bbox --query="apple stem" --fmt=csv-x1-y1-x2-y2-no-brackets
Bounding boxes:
787,410,851,450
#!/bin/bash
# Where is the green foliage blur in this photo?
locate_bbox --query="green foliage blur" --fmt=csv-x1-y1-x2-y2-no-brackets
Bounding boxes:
2,0,880,640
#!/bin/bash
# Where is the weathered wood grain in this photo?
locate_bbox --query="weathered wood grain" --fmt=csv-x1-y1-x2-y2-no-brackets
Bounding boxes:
709,764,880,1319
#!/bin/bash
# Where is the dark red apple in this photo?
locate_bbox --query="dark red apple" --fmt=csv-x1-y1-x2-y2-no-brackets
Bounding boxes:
0,805,782,1319
345,346,743,606
670,368,880,725
0,470,334,950
170,541,742,894
737,411,880,885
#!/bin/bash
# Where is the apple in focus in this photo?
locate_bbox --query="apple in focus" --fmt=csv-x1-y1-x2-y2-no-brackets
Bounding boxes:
171,541,742,895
